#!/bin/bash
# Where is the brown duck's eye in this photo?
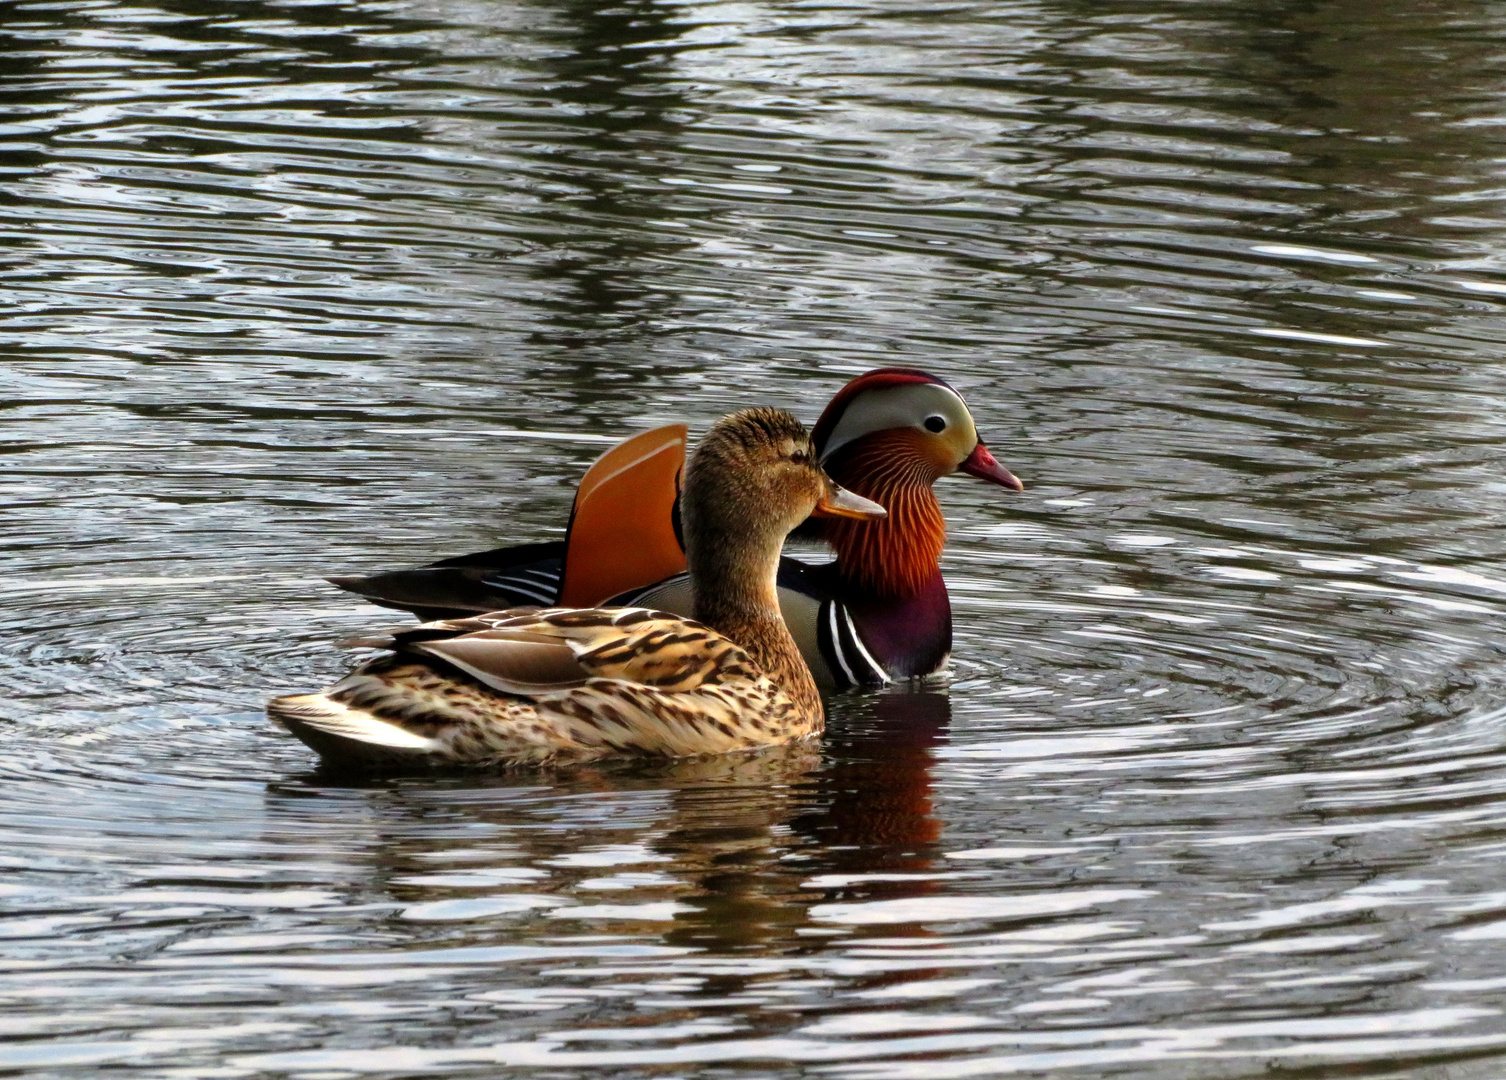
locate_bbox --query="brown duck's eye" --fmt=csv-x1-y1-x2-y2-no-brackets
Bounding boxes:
790,449,810,464
924,415,947,433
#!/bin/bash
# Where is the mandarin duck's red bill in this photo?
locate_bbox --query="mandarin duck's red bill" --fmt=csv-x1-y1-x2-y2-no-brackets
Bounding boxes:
958,441,1023,491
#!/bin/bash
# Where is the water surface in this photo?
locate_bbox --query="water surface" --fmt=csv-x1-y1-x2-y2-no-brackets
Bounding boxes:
6,0,1506,1076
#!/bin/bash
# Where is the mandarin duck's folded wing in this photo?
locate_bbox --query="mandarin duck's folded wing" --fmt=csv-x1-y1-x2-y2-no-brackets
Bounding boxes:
327,540,566,620
327,426,687,620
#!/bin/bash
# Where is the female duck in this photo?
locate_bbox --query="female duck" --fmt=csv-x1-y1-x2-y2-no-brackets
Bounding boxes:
270,409,884,768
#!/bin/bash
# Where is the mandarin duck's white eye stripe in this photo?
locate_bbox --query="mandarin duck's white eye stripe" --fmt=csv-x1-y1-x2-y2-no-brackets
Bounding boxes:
818,382,977,462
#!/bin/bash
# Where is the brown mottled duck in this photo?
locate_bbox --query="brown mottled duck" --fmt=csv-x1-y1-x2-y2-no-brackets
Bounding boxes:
269,407,885,768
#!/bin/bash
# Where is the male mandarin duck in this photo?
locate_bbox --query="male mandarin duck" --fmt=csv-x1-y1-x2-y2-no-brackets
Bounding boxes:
271,408,886,768
330,368,1022,690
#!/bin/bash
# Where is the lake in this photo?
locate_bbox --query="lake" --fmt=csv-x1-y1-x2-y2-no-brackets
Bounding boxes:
5,0,1506,1076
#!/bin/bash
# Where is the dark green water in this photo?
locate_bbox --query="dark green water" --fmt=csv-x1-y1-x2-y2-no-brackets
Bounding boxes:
6,0,1506,1076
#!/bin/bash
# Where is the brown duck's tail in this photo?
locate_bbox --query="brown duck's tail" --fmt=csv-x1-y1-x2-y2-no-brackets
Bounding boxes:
269,693,440,769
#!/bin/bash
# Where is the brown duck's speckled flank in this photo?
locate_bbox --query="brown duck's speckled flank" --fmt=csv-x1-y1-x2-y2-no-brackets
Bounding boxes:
270,606,812,766
270,408,869,769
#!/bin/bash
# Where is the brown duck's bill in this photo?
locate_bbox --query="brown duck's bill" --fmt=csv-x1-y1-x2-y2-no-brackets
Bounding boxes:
959,441,1024,491
813,485,887,520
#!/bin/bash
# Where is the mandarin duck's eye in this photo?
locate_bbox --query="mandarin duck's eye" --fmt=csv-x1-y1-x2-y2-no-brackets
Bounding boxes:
924,415,947,433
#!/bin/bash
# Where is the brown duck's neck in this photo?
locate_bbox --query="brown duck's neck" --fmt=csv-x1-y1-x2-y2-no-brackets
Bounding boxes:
817,433,947,600
690,535,821,714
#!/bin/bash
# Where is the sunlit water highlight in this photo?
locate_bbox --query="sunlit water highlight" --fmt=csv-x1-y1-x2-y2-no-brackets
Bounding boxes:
5,0,1506,1076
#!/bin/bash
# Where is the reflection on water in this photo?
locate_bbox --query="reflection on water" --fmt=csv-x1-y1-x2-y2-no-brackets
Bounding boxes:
6,0,1506,1075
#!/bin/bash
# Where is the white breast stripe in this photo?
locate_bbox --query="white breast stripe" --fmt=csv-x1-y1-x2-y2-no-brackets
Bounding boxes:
826,601,858,688
840,605,891,685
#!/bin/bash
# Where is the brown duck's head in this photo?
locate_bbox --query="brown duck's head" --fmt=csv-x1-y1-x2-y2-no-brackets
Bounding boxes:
812,368,1024,491
683,407,886,548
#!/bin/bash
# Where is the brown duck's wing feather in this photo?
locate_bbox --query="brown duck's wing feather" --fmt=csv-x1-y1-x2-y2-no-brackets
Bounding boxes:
411,636,590,694
376,607,756,695
495,608,749,690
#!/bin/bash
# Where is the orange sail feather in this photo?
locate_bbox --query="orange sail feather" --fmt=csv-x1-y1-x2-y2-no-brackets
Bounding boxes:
559,424,688,607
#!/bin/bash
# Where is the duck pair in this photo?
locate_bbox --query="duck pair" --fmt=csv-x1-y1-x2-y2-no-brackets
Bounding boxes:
329,369,1022,688
272,370,1021,768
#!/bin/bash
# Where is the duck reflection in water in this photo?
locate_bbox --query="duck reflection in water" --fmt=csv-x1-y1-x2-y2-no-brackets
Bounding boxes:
261,689,951,973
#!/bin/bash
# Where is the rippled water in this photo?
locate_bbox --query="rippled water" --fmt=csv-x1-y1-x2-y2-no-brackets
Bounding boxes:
7,0,1506,1075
